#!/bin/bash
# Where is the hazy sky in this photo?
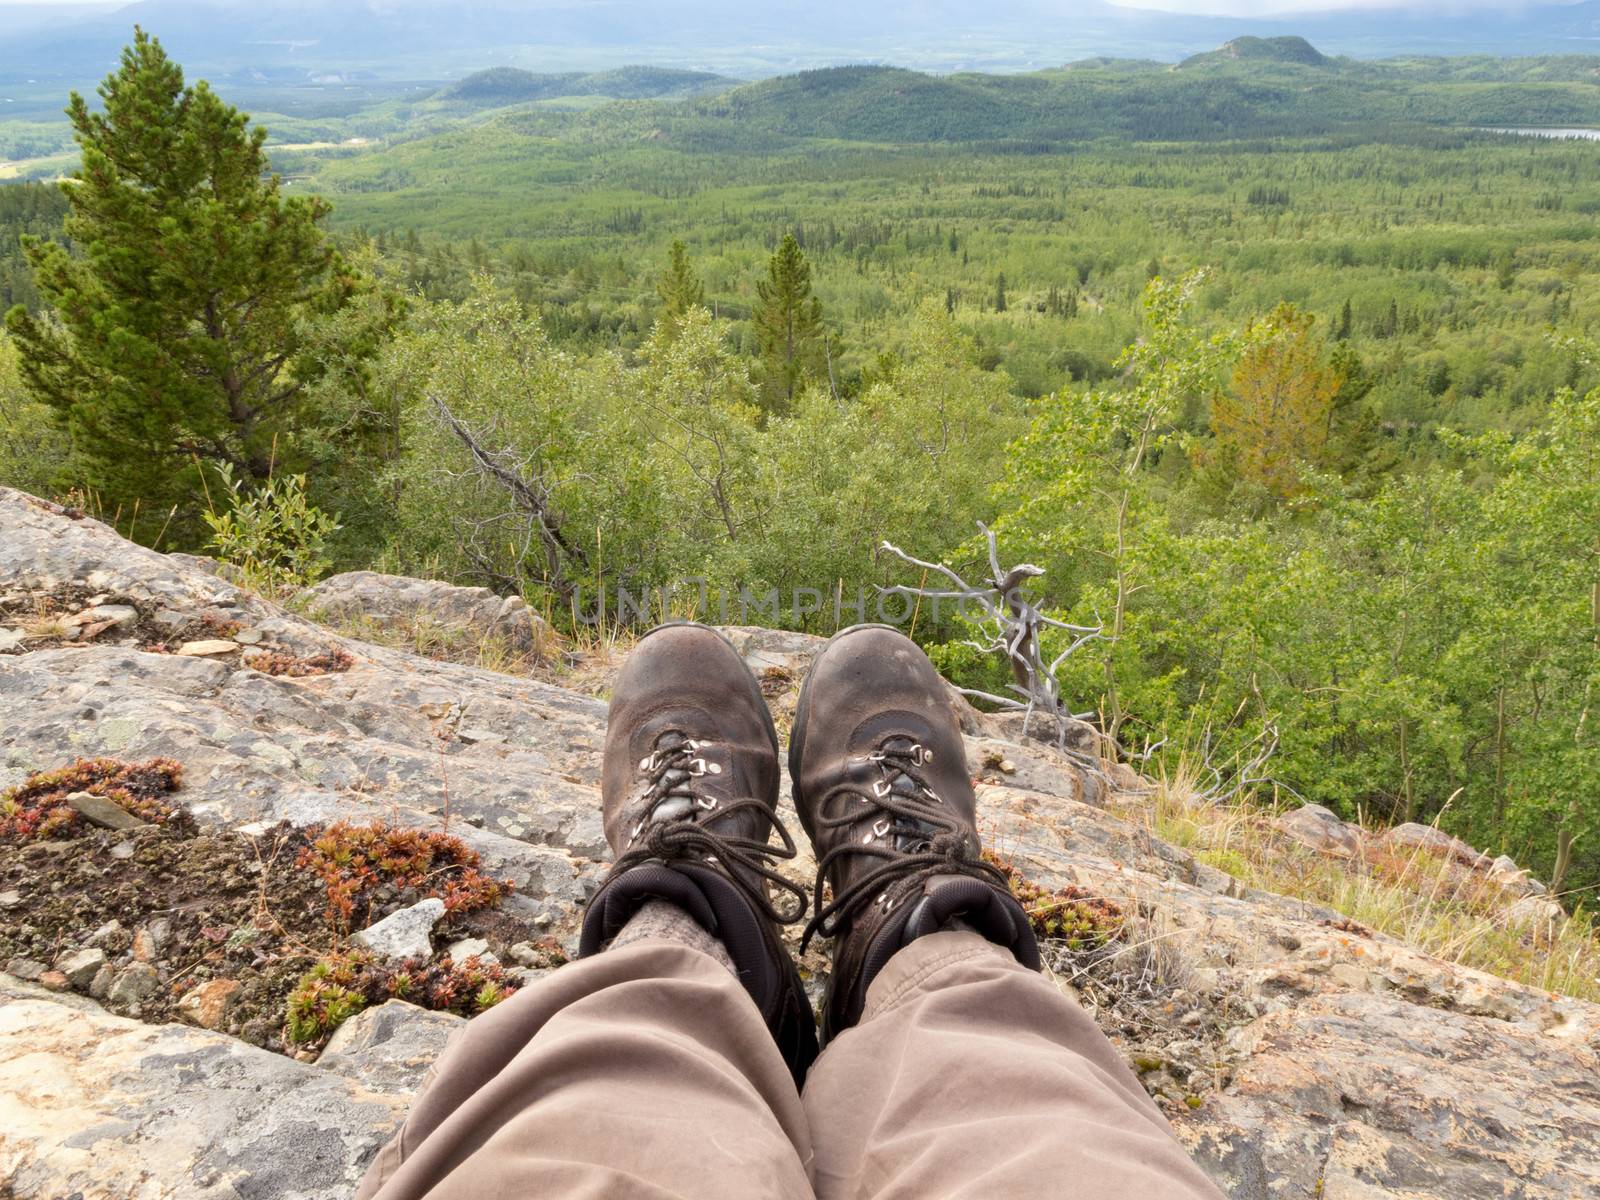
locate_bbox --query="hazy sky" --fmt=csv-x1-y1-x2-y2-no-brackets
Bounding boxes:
0,0,1578,10
1107,0,1570,11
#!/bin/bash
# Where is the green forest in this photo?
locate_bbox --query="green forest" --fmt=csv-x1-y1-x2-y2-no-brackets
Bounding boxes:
3,31,1599,903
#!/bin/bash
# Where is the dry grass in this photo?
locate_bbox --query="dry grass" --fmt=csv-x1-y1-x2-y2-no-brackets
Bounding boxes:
1119,769,1600,1004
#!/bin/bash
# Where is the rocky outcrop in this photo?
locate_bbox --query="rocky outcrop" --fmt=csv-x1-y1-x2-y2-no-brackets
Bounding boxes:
300,570,556,658
3,487,1599,1200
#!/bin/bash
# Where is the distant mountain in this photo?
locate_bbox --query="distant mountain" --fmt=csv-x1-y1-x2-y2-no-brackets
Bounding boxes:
441,66,734,106
1181,36,1328,69
670,53,1600,145
4,0,1600,85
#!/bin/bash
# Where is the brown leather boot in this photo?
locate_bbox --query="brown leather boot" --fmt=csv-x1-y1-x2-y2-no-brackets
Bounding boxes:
790,624,1039,1042
578,622,818,1082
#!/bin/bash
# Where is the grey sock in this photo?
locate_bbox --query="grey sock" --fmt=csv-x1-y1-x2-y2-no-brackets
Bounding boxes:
609,898,737,975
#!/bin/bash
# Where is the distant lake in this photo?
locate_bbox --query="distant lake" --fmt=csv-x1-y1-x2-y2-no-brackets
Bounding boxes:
1487,127,1600,141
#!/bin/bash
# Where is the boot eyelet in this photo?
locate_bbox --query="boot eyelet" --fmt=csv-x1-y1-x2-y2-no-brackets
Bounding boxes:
872,817,892,838
695,796,719,811
871,779,893,798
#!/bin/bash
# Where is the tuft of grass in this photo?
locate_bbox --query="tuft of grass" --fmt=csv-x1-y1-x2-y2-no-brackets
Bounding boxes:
0,757,184,841
985,848,1125,951
296,819,515,932
245,647,355,677
284,949,520,1045
1127,770,1600,1003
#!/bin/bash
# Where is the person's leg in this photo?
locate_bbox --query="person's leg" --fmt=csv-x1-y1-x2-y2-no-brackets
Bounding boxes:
787,625,1222,1199
357,930,814,1200
360,623,822,1198
801,930,1224,1200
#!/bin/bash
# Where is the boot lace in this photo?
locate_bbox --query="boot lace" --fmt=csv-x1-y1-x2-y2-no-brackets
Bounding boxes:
612,730,807,925
800,735,1009,952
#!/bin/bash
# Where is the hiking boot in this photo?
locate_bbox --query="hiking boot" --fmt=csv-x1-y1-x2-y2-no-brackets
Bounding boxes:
790,624,1039,1041
578,622,818,1082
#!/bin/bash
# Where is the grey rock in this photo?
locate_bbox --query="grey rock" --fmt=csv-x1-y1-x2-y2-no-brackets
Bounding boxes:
64,790,145,831
144,916,172,957
1275,803,1361,858
0,627,26,652
1380,822,1491,868
88,965,114,999
1506,894,1568,937
6,958,47,982
0,889,21,909
318,1000,464,1095
351,898,446,961
69,603,138,630
444,936,492,963
55,948,107,990
507,940,555,967
107,966,161,1011
83,920,123,947
0,980,404,1199
106,963,160,1006
302,571,556,658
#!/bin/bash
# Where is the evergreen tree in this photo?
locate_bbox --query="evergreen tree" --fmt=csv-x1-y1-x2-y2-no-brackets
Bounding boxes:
994,272,1008,313
3,30,389,541
655,239,705,336
752,232,823,411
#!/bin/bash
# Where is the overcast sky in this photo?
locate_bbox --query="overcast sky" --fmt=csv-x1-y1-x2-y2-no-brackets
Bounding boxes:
1107,0,1570,11
0,0,1579,10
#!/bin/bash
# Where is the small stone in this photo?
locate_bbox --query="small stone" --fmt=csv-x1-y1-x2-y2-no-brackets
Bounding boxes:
65,790,145,831
135,916,172,959
0,890,21,910
0,627,24,652
178,978,243,1030
55,947,107,989
445,936,491,963
176,639,240,656
65,604,137,629
507,966,552,988
232,627,264,645
507,941,546,967
88,965,114,999
84,920,123,947
351,897,446,960
6,958,47,981
107,962,161,1005
236,821,272,837
110,839,136,860
1276,804,1361,858
38,970,69,991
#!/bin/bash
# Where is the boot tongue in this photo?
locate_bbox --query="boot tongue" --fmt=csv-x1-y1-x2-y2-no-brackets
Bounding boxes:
873,736,941,850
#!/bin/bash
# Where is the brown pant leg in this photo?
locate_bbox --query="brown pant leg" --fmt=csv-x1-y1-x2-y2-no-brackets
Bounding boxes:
802,931,1225,1200
357,940,816,1200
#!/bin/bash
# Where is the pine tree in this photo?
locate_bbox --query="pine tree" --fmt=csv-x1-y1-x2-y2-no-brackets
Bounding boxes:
3,30,388,541
994,272,1008,313
752,232,824,411
656,239,706,337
